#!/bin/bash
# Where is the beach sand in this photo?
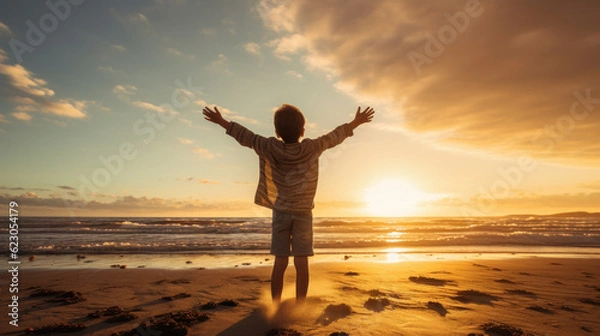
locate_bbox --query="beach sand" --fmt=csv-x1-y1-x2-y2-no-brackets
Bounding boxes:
3,256,599,335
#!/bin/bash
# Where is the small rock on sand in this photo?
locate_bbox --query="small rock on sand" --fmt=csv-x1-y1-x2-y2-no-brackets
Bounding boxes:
200,301,218,310
317,304,352,325
364,298,390,312
31,289,86,305
427,301,448,317
111,310,209,336
88,306,125,318
218,299,239,307
480,322,533,336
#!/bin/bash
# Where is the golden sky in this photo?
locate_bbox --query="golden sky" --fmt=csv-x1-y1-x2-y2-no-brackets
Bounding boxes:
1,0,599,217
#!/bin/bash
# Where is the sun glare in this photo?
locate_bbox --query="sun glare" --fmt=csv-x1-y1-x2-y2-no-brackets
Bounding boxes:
365,179,433,217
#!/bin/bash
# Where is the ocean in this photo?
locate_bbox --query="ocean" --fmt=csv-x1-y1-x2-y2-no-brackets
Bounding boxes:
9,214,600,256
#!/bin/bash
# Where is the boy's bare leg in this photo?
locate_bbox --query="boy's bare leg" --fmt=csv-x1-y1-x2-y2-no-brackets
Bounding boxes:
294,256,309,303
271,256,288,304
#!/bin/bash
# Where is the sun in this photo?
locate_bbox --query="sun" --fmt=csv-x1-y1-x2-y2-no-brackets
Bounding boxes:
364,179,432,217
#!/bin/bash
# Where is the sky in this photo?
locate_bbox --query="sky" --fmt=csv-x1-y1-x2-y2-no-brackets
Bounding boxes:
0,0,599,217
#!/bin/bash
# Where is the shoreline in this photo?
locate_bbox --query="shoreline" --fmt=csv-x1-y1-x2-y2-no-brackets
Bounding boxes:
18,249,600,271
3,256,599,335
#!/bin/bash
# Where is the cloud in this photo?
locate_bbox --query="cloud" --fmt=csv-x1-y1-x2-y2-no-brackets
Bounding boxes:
234,181,255,185
177,117,194,127
0,21,12,37
578,181,600,190
177,137,194,145
0,192,255,216
132,100,175,113
98,66,116,73
11,111,32,121
166,47,195,60
244,42,262,56
97,66,127,78
113,84,137,99
113,84,177,114
192,146,216,159
57,185,76,190
428,191,600,215
130,12,150,25
209,53,232,75
0,49,87,119
267,33,307,61
0,186,50,191
285,70,303,79
175,176,195,181
222,17,236,34
259,0,600,166
202,27,216,36
12,105,36,121
111,44,127,52
198,179,219,185
0,63,54,96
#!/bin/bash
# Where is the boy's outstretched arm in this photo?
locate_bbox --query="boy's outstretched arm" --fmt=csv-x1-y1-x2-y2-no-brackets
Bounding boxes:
203,106,230,129
315,106,375,153
203,105,270,156
349,106,375,130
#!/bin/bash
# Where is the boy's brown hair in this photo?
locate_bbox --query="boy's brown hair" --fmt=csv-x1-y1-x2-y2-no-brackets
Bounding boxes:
274,104,305,143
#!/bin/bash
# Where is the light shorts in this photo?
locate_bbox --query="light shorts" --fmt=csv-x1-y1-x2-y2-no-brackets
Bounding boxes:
270,209,314,257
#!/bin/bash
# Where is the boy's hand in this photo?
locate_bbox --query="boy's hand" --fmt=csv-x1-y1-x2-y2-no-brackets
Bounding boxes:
203,106,230,129
349,106,375,130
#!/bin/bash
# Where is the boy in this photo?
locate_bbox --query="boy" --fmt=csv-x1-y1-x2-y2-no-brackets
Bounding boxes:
203,104,374,304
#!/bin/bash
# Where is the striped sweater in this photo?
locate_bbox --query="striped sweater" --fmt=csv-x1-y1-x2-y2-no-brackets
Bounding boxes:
226,122,354,213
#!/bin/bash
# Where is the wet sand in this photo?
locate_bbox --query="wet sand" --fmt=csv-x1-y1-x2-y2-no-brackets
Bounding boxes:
3,256,599,335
